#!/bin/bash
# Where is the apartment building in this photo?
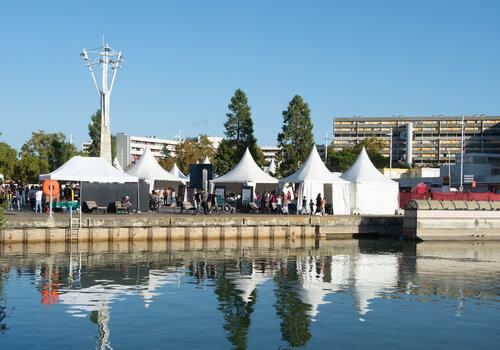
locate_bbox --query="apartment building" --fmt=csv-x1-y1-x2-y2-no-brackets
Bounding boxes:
260,145,281,164
332,115,500,165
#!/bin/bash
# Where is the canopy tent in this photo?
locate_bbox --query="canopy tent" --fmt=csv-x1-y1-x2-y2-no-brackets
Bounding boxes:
40,156,138,183
341,148,399,215
113,157,125,172
211,148,278,194
202,156,211,164
279,147,350,214
169,163,188,181
126,147,185,192
39,156,139,219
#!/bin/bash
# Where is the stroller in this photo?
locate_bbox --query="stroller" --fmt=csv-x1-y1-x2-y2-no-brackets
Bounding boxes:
149,193,161,212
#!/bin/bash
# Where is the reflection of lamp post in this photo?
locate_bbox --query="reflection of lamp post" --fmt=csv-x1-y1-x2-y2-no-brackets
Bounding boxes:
459,115,465,192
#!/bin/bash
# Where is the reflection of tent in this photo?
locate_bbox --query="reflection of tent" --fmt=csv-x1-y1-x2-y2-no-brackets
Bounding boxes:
353,254,397,316
280,147,351,214
113,157,124,172
297,256,331,320
226,265,272,303
341,148,399,215
141,269,182,309
211,148,278,193
126,147,185,192
40,156,138,183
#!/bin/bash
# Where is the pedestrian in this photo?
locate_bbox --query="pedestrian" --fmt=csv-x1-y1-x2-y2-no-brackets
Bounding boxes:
194,189,201,215
201,189,209,215
315,194,322,215
35,187,44,213
309,199,314,215
276,194,282,214
321,197,327,215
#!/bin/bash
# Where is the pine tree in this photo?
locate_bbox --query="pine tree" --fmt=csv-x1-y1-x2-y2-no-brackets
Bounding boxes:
276,95,315,177
88,110,116,159
214,89,265,174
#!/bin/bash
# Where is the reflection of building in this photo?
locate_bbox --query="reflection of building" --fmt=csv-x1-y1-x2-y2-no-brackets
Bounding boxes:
333,115,500,165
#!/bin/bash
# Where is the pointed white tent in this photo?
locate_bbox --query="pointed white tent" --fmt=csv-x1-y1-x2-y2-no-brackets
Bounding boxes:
341,148,399,215
113,157,124,172
202,156,211,164
211,148,278,194
126,147,185,192
279,147,351,214
266,159,276,174
169,163,187,180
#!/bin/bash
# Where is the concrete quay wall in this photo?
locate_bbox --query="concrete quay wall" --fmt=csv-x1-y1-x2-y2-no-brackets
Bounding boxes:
403,210,500,241
0,214,403,244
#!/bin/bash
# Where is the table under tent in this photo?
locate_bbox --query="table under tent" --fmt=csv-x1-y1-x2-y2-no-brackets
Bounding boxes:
279,147,351,215
340,147,399,215
210,148,278,210
126,147,186,193
39,156,141,221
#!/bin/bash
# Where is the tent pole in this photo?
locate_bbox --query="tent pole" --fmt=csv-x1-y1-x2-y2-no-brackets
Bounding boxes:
137,181,140,213
79,181,82,228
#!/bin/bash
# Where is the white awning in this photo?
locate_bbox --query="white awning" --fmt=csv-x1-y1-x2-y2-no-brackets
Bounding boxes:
39,156,138,183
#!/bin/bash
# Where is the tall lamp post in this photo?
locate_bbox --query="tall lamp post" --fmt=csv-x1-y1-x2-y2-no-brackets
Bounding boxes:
80,43,124,163
387,129,393,179
324,132,331,165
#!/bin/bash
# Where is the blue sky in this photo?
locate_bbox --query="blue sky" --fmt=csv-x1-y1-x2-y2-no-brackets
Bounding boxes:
0,0,499,150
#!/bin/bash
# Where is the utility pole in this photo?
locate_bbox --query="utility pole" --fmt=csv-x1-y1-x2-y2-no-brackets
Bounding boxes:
387,129,393,179
324,132,331,165
459,115,465,192
81,43,124,163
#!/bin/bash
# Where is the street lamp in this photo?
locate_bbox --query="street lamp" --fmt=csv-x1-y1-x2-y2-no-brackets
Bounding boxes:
324,132,331,165
387,129,393,179
81,43,124,163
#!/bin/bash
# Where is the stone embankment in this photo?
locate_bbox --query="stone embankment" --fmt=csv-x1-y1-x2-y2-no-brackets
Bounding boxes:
0,212,403,244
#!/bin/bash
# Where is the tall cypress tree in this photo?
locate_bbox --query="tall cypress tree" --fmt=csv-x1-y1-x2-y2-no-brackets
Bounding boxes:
214,89,265,174
276,95,315,177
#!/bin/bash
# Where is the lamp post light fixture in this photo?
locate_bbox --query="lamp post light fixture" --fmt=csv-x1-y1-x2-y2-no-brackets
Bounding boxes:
324,132,331,165
80,43,124,163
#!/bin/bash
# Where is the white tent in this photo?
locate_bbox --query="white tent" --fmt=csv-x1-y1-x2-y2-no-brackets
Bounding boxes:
211,148,278,194
126,147,185,192
341,148,399,215
40,156,138,183
169,163,188,180
279,147,351,214
113,157,124,172
202,156,211,164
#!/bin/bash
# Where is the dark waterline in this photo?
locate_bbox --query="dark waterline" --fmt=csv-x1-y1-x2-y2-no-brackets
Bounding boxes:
0,238,499,349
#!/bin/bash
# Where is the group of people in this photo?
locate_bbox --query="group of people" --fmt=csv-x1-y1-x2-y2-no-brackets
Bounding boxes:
192,189,219,215
254,190,328,215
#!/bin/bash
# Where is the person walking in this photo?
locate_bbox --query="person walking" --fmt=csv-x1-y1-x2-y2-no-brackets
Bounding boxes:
201,189,209,215
16,187,23,210
315,194,322,215
35,187,44,213
194,189,201,215
309,199,314,215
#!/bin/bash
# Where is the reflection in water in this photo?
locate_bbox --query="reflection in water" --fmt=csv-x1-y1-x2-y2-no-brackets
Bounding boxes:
0,238,500,349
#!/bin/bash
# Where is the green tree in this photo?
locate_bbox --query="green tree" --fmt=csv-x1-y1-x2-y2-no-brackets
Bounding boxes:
276,95,315,177
14,154,42,184
20,130,77,174
174,136,215,174
0,142,18,180
214,140,238,175
214,89,265,173
87,110,117,159
327,137,389,172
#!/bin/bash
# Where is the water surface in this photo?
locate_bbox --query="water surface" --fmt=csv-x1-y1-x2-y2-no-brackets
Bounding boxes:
0,238,499,349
